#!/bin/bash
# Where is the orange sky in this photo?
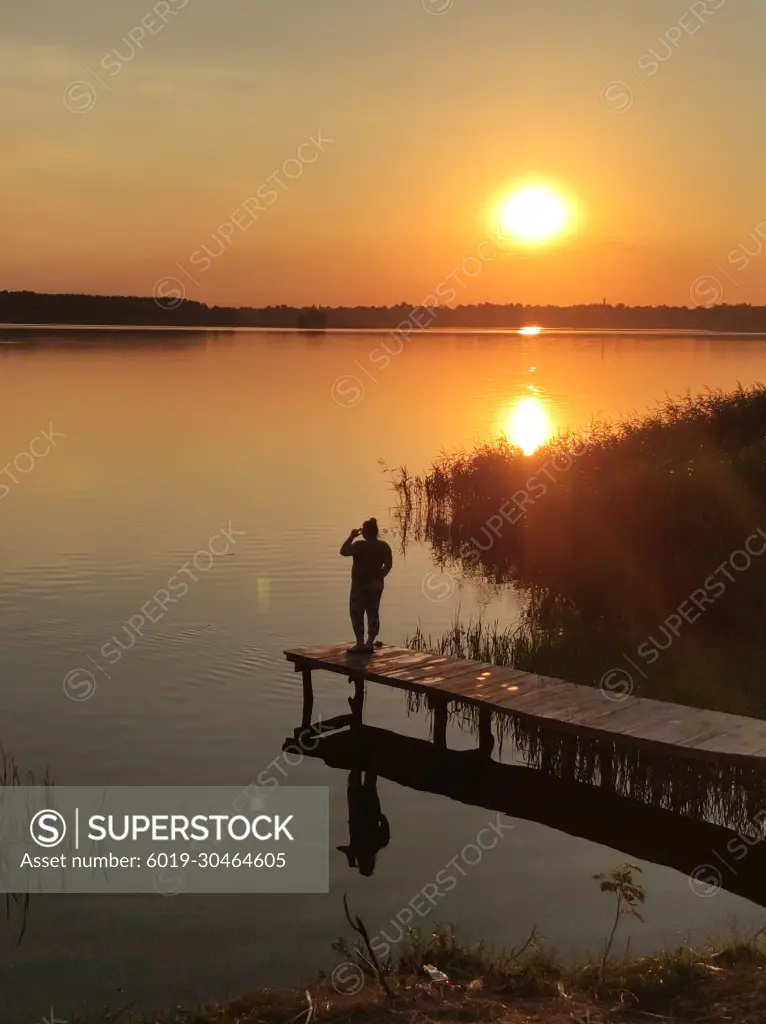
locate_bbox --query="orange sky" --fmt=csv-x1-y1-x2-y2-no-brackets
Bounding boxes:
2,0,765,306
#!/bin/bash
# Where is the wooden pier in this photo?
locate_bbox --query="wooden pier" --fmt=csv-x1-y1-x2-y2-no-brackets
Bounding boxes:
284,643,766,765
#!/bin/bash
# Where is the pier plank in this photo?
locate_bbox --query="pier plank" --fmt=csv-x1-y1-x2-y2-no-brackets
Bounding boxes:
554,697,643,728
575,701,685,736
496,681,602,718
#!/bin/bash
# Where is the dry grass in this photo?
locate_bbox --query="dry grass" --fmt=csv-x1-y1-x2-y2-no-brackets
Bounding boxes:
74,930,766,1024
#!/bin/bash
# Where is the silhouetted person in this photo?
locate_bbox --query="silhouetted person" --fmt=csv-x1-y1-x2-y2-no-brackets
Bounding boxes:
340,518,393,653
337,769,390,876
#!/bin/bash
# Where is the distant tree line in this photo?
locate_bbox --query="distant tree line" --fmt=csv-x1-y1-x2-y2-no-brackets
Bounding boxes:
3,290,766,332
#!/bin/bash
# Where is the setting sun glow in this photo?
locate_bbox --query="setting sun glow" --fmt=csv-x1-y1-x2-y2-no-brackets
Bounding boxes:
504,397,552,455
497,186,572,245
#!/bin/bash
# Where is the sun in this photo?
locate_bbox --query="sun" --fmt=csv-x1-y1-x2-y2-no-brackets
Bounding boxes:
503,397,552,455
496,185,572,245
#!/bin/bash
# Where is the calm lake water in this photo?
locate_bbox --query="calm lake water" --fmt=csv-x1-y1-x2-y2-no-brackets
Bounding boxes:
2,328,766,1021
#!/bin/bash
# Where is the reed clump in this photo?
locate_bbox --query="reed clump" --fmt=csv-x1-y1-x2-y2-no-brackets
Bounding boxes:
395,385,766,630
406,609,766,720
1,748,49,945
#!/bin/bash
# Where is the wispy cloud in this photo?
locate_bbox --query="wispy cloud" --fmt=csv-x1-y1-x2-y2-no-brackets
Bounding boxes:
138,82,178,97
0,38,78,77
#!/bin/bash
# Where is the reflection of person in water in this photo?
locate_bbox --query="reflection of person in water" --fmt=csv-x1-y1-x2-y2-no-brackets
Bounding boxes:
337,769,390,876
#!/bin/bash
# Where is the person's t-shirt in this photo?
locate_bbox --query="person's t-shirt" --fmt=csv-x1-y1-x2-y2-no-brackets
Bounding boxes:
351,538,392,584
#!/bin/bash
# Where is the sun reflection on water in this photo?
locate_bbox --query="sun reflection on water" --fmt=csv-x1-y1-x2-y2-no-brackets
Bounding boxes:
502,396,553,455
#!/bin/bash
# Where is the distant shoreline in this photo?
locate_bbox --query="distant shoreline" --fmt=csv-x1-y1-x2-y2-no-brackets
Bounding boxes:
4,322,766,338
5,290,766,333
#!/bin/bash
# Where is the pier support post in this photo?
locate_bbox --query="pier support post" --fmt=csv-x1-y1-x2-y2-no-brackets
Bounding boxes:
433,698,448,751
478,706,495,758
598,746,614,792
301,668,314,731
561,734,577,781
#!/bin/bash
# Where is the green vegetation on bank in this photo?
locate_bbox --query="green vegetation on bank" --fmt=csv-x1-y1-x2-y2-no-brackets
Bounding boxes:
61,870,766,1023
72,917,766,1023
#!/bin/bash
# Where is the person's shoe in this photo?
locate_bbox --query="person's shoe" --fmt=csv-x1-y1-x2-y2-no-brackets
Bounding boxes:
347,644,366,654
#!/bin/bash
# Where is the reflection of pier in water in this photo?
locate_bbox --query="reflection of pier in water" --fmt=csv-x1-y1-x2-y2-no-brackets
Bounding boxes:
285,713,766,908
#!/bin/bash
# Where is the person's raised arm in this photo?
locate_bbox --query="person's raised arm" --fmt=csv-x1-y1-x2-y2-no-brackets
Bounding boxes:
340,528,361,556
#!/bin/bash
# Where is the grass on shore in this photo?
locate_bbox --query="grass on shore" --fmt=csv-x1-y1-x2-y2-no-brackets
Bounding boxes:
67,865,760,1024
72,925,766,1024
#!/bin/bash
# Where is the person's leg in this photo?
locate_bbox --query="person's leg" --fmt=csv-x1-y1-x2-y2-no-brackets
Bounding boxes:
365,582,383,647
349,584,365,650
